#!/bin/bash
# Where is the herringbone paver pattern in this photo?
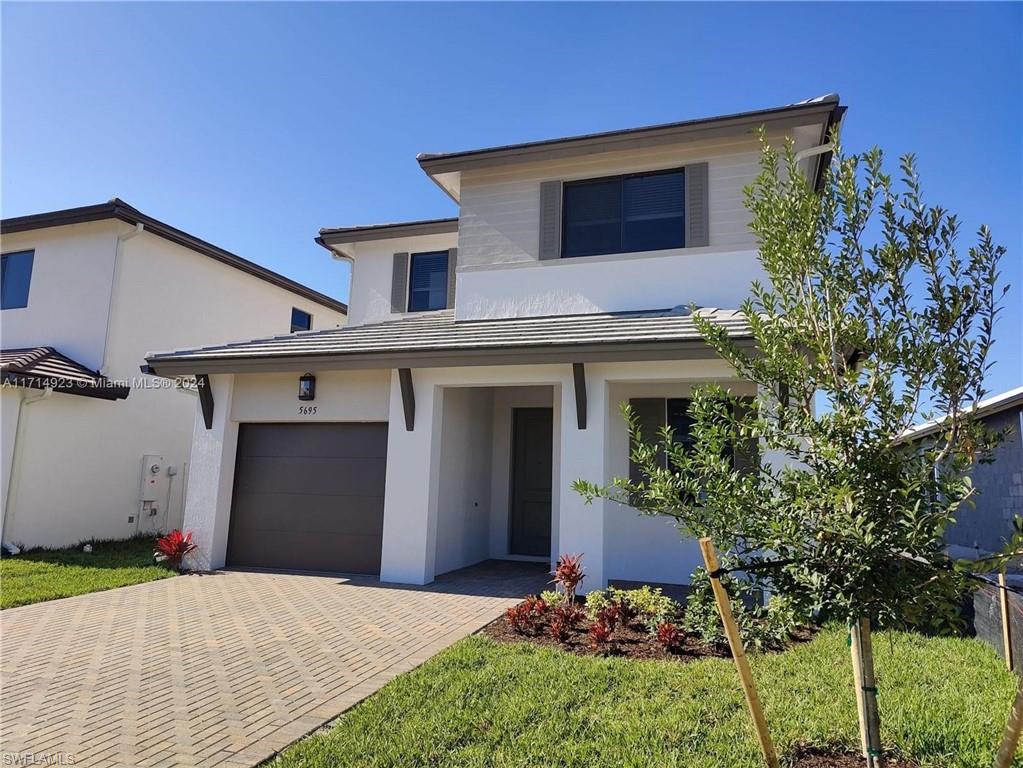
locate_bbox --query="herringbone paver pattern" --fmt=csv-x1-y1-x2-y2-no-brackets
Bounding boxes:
1,561,547,768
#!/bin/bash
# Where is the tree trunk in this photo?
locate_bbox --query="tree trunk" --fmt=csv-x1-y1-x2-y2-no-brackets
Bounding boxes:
850,618,882,767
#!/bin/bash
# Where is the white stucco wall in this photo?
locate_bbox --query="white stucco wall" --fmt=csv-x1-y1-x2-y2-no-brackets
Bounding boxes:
455,247,765,320
1,222,347,549
185,368,391,569
180,374,238,571
1,221,119,370
1,390,25,540
433,387,494,575
231,370,390,422
603,379,757,586
343,233,458,327
376,360,746,589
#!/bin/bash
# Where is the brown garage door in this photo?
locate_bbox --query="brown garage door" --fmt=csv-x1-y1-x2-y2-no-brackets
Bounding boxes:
226,423,387,574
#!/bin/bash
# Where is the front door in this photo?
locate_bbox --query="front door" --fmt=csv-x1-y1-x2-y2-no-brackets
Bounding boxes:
510,408,553,557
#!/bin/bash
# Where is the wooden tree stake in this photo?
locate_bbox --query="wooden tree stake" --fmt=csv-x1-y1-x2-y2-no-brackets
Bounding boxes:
1000,570,1013,672
994,672,1023,768
849,624,869,757
850,618,882,768
699,537,780,768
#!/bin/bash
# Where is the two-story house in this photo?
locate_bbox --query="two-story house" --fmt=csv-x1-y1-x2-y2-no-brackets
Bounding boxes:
1,200,347,549
145,96,845,591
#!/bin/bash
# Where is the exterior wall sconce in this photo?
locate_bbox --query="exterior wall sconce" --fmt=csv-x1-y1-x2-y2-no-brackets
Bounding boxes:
298,373,316,401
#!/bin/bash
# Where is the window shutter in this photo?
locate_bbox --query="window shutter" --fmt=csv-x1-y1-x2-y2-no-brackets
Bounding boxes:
446,247,457,309
684,162,709,247
538,180,563,260
391,252,409,313
628,398,667,488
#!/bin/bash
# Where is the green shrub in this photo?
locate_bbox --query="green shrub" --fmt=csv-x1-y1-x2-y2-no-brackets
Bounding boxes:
585,586,678,632
539,590,564,609
682,569,800,652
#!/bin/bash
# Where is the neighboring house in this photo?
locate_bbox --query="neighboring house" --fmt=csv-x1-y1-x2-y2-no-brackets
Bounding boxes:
901,386,1023,560
0,200,347,549
146,96,845,591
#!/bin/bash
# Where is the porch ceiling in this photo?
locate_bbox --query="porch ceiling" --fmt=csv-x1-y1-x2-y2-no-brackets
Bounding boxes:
145,308,752,376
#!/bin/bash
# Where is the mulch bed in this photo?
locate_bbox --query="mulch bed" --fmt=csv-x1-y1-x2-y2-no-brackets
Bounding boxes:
788,745,919,767
481,597,816,663
481,609,731,662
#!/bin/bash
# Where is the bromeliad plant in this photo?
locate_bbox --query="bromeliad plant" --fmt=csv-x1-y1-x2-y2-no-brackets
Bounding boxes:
552,554,585,603
154,530,197,571
574,130,1008,763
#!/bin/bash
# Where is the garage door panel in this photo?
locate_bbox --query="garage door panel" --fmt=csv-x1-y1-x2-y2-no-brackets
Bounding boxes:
229,492,384,537
238,423,388,459
227,529,382,574
227,423,387,574
235,456,387,497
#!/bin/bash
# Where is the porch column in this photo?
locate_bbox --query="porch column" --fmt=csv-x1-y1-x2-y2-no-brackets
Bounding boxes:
380,371,443,585
182,374,237,570
557,368,607,592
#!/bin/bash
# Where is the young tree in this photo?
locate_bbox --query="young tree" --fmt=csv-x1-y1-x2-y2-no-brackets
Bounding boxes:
574,131,1008,765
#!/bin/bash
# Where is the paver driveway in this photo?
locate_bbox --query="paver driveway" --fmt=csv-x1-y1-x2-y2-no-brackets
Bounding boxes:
1,560,547,768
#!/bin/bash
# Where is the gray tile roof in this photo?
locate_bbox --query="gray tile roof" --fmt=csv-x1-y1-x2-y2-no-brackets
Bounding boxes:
1,347,130,400
145,308,751,375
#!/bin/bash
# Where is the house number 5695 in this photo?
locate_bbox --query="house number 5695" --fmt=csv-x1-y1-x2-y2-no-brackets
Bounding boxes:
298,405,318,415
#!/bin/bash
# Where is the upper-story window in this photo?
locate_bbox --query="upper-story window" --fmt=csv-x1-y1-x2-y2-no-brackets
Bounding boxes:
290,307,312,332
1,250,34,310
562,169,685,258
408,251,449,312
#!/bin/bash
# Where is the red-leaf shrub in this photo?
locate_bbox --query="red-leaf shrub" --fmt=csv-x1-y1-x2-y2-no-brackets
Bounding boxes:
656,621,685,652
154,530,197,569
549,603,584,643
615,595,637,624
595,603,621,633
506,595,548,634
588,619,614,650
552,554,585,603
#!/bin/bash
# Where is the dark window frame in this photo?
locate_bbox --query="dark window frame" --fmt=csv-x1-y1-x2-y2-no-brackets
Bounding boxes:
561,167,685,259
290,307,312,333
1,249,35,310
407,250,449,312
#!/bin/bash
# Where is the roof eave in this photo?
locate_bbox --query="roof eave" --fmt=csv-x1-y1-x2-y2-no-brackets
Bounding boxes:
1,372,130,401
316,218,459,259
2,200,348,315
145,336,755,377
416,99,843,179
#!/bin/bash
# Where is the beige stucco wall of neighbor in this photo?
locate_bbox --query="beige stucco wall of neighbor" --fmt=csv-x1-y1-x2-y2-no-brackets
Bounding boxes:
0,223,347,549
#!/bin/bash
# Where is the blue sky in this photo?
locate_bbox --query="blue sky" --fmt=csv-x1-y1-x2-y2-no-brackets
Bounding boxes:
3,2,1020,394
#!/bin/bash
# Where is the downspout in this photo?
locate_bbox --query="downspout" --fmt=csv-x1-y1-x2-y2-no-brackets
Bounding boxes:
2,387,53,548
100,222,144,375
316,237,355,321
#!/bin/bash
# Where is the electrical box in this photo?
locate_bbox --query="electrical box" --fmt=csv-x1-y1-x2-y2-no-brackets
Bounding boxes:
139,454,167,502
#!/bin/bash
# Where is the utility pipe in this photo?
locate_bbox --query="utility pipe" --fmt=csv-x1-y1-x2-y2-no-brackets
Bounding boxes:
99,222,144,375
794,142,834,163
2,387,53,547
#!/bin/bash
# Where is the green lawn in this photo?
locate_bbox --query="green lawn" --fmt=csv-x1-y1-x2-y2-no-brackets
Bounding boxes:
274,627,1019,768
0,536,177,609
